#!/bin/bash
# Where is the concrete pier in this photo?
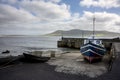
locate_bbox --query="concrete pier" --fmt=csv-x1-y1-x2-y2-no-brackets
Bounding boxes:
58,38,84,48
57,37,120,49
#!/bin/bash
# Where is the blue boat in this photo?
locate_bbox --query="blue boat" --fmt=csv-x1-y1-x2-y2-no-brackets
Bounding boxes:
80,39,106,63
80,16,106,63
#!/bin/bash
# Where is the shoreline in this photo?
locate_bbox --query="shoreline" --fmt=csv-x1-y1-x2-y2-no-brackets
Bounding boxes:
0,43,120,80
0,51,112,78
0,54,119,80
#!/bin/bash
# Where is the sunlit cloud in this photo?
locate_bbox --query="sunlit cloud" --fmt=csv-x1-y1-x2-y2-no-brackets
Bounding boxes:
80,0,120,9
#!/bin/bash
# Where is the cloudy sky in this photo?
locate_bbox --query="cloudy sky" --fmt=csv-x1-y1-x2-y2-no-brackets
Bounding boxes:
0,0,120,35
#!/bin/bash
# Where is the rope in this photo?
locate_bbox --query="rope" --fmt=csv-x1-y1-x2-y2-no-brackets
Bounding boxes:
0,64,16,70
107,45,116,71
0,57,20,69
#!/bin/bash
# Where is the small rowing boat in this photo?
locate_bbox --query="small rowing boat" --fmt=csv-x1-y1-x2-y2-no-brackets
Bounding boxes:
23,51,50,62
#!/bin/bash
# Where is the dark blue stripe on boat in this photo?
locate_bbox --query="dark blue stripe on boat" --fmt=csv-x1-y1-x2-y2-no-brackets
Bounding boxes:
82,50,96,56
82,42,105,50
80,42,106,57
80,45,106,55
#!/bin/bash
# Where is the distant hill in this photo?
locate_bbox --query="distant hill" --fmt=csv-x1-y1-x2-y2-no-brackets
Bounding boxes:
45,29,120,37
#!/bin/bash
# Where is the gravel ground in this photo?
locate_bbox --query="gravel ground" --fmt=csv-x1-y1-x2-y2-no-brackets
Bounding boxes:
0,52,120,80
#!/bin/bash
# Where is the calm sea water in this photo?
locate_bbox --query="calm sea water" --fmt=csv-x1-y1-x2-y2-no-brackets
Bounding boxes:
0,36,78,56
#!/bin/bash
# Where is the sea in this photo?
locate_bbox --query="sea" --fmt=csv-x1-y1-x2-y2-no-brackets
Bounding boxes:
0,36,78,56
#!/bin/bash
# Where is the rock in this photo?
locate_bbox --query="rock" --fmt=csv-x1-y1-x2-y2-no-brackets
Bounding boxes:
2,50,10,54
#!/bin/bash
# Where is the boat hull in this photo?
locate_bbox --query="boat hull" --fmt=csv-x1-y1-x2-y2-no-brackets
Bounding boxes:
80,42,106,63
83,56,102,63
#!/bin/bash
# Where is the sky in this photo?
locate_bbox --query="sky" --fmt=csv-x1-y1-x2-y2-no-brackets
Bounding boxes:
0,0,120,35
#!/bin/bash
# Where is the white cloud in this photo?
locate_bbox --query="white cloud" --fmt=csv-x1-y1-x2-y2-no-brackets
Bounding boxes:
80,0,120,9
0,0,71,23
0,4,37,24
70,11,120,32
50,11,120,33
0,0,61,3
0,0,71,35
0,0,120,35
47,0,61,3
82,11,120,22
20,0,71,21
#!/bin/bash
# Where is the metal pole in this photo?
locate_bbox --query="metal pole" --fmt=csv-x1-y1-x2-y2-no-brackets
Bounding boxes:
82,31,84,38
93,16,95,39
61,30,63,40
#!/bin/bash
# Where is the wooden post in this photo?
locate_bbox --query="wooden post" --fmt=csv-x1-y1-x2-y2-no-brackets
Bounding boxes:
50,51,55,58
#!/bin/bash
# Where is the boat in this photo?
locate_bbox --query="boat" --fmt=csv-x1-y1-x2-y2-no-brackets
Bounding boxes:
80,17,106,63
80,39,106,63
23,52,50,62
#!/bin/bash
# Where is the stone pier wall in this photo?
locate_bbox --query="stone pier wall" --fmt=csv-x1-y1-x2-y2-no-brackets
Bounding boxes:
57,37,120,49
57,38,84,49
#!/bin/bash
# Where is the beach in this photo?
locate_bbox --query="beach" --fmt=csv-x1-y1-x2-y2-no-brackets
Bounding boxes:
0,50,120,80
